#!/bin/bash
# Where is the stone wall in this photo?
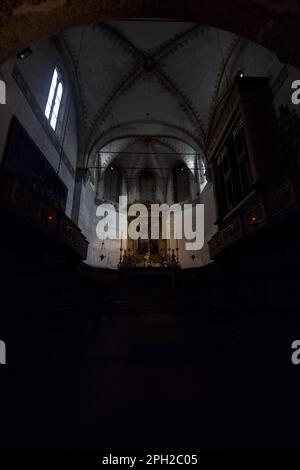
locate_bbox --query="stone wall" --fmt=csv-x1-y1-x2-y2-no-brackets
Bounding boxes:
0,38,78,217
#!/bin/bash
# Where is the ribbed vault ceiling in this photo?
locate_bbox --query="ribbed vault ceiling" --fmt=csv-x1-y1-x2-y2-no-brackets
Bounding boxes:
53,20,281,172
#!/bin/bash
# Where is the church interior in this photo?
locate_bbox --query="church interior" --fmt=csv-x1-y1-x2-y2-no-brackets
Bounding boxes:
1,3,300,450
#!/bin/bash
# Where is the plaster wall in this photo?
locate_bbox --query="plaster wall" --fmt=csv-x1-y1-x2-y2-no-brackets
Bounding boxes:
0,39,78,217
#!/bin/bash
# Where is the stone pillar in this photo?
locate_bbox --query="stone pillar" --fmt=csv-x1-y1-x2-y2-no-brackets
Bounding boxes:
71,167,87,225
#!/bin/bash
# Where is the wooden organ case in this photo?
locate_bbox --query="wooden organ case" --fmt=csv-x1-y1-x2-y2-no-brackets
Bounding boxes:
207,76,300,259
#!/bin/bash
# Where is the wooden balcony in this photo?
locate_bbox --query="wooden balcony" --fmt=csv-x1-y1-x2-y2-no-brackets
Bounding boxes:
0,172,88,260
209,176,300,259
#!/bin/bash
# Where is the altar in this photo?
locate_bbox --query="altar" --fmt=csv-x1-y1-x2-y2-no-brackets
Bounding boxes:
118,266,181,290
118,199,180,269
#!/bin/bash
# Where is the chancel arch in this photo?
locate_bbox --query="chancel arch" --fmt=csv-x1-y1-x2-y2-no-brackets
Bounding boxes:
86,121,203,168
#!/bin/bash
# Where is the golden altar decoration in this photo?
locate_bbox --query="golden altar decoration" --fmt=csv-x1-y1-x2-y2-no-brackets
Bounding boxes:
126,199,168,267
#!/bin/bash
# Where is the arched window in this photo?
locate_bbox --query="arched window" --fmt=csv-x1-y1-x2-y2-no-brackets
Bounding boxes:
139,171,155,200
45,67,64,131
173,164,191,203
199,158,207,186
104,164,122,203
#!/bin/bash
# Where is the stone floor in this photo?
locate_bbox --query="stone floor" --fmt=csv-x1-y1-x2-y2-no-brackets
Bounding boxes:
2,301,300,449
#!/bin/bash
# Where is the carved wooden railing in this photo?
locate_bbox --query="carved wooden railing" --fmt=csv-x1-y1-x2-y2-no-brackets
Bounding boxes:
0,172,88,259
209,175,300,259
